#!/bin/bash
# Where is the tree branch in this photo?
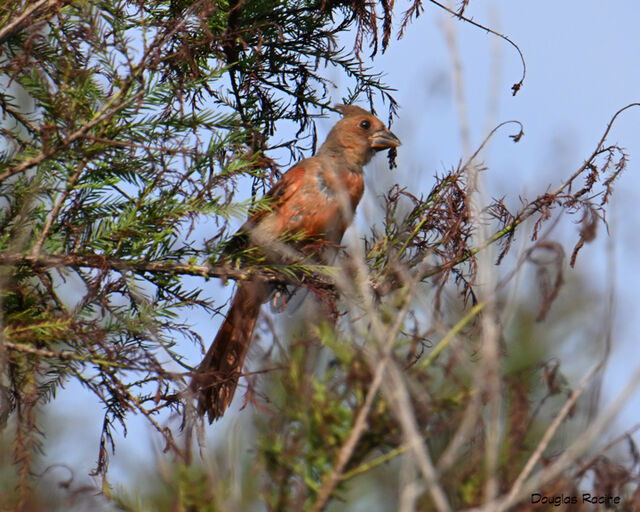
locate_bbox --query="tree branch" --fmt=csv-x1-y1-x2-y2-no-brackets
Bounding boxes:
0,0,73,46
0,251,337,289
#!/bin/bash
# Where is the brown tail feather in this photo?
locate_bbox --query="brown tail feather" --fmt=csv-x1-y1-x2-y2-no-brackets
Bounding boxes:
192,279,268,422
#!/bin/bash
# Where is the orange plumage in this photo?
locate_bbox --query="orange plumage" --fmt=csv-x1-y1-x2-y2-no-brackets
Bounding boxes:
192,105,401,422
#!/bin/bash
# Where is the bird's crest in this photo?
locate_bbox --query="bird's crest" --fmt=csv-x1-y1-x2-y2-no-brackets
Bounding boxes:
335,104,373,118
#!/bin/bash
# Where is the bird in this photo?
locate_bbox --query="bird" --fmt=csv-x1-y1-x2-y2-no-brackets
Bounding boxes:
191,104,401,423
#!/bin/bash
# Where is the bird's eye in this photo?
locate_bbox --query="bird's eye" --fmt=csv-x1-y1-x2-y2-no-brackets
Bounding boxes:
359,120,371,130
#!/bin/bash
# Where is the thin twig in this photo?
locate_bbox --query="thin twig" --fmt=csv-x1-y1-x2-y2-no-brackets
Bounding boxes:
0,88,145,182
479,360,640,512
0,251,335,288
309,331,398,512
419,301,486,369
311,186,452,511
428,0,526,95
4,341,149,371
0,0,72,46
416,103,640,285
30,157,88,258
497,208,619,510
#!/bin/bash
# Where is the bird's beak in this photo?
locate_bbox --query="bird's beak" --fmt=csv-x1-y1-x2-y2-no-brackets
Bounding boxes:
370,129,402,151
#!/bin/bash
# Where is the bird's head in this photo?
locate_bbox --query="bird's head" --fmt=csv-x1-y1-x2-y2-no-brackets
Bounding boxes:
319,104,401,167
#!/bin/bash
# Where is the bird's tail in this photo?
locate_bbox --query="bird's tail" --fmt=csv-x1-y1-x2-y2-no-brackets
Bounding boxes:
192,279,268,422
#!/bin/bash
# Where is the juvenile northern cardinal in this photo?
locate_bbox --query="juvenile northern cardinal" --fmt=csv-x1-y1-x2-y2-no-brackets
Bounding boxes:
192,104,401,422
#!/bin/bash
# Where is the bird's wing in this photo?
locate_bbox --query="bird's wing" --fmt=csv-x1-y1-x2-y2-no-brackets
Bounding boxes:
246,163,307,226
223,162,308,255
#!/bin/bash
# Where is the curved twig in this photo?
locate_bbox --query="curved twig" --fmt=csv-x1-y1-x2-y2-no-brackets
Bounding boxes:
428,0,526,95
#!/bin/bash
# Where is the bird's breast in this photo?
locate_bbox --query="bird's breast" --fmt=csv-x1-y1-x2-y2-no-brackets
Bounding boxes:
251,165,364,249
277,168,364,242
